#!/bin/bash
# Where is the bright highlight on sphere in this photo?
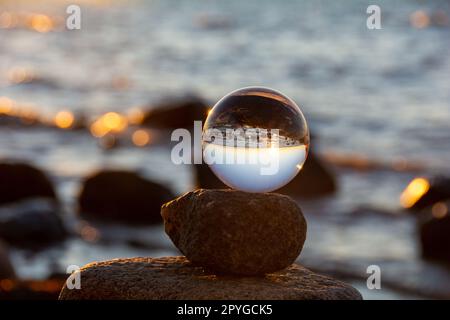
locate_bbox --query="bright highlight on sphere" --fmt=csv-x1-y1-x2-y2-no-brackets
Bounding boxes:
202,87,310,193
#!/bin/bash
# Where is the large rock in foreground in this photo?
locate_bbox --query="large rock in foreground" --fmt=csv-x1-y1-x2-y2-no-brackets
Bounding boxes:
59,256,362,300
161,189,306,275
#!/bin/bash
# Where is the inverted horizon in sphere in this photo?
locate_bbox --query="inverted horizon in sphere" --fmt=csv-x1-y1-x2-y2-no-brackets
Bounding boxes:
204,143,307,193
202,87,310,192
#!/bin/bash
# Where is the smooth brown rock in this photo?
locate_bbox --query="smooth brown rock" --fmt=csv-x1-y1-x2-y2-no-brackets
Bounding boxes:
161,189,306,275
59,256,362,300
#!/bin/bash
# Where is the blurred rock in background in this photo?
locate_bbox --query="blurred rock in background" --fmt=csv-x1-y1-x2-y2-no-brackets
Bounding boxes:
0,241,15,280
78,170,175,225
0,198,67,248
419,201,450,263
142,96,210,131
0,162,57,205
195,151,337,198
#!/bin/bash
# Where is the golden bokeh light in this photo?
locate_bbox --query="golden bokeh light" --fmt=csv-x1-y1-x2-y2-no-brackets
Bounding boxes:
432,202,448,219
132,129,151,147
29,14,53,33
410,10,430,29
400,177,430,208
90,112,128,138
90,120,109,138
127,107,145,125
0,96,15,114
101,112,128,132
54,110,75,129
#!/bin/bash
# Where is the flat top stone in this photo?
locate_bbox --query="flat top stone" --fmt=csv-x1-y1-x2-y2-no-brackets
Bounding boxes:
59,256,362,300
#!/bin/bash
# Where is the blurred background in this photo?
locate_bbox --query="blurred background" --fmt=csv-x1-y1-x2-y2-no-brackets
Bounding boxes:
0,0,449,299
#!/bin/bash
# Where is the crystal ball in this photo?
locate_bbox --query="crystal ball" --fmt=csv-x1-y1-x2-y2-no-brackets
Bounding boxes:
202,87,310,193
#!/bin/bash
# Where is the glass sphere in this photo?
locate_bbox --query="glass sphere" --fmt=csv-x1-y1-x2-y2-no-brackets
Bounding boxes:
202,87,310,193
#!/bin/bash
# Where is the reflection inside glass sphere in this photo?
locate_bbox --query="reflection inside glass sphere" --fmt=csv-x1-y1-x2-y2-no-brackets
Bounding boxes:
202,87,310,193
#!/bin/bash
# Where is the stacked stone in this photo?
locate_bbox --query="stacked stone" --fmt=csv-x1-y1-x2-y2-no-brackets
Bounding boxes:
59,189,361,300
161,189,306,276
